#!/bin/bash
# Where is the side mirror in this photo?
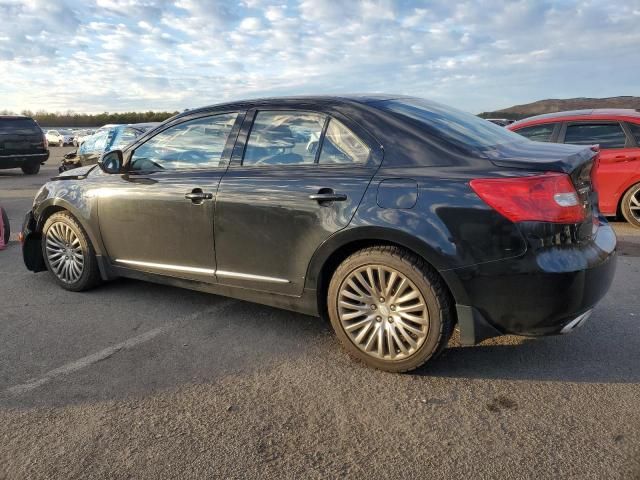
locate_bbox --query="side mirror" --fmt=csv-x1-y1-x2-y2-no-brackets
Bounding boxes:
98,150,124,174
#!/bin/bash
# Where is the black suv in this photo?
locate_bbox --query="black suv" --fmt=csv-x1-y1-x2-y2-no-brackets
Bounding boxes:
21,96,616,372
0,115,49,175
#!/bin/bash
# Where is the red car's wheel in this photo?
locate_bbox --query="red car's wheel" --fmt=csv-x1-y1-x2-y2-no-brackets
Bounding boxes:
621,182,640,228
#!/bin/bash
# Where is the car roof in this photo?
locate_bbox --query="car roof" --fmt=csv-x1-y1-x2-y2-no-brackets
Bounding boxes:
179,94,412,116
0,115,34,120
511,108,640,127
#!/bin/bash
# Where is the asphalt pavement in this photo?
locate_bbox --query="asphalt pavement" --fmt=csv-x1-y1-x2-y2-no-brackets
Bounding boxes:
0,148,639,479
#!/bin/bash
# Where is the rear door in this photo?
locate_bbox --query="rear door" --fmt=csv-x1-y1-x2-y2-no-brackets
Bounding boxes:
559,120,637,214
97,111,243,282
214,108,382,295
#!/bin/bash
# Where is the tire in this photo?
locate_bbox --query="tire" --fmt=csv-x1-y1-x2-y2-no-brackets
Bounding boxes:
327,245,454,372
21,163,40,175
42,211,101,291
621,183,640,228
1,207,9,245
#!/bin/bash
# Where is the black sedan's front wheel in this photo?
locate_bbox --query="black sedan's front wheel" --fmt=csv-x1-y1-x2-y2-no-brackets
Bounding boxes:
328,246,454,372
42,212,101,291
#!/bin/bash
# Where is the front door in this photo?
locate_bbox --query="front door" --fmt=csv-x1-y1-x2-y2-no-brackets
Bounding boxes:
214,109,381,295
97,111,242,282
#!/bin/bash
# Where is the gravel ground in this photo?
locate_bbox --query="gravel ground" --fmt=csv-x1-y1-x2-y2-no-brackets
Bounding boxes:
0,149,639,479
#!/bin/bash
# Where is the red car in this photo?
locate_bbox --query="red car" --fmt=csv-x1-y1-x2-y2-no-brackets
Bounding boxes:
508,109,640,227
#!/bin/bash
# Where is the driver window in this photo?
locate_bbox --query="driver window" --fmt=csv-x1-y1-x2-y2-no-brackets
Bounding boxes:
243,111,326,166
129,113,238,171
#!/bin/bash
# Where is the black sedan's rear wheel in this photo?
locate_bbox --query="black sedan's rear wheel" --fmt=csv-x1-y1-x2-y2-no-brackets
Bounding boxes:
42,212,101,291
328,246,453,372
621,183,640,228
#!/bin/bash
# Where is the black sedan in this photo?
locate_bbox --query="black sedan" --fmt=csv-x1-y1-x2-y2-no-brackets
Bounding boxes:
21,95,616,372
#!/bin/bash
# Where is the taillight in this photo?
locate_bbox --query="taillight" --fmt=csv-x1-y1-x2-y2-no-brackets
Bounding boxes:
470,172,585,223
43,133,48,149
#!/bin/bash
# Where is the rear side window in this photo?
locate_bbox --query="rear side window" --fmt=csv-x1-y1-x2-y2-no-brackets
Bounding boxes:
318,119,370,164
0,118,40,135
514,123,557,142
627,122,640,144
564,123,627,149
243,111,326,166
377,98,525,151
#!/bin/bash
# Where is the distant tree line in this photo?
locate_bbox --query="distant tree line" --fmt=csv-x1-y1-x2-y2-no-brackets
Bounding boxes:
0,110,179,127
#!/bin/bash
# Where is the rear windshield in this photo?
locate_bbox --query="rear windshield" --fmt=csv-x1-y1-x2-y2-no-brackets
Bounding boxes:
377,98,525,151
0,118,41,135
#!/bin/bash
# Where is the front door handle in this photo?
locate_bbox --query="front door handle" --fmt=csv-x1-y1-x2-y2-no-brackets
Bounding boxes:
309,187,347,204
309,192,348,203
185,189,213,203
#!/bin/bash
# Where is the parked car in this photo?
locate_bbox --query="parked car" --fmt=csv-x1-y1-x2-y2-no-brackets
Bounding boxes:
59,123,159,171
0,115,49,174
486,118,514,127
73,129,95,147
61,130,75,146
509,109,640,227
22,95,616,372
45,129,63,147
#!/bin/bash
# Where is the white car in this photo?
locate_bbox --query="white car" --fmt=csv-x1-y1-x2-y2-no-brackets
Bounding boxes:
45,130,64,146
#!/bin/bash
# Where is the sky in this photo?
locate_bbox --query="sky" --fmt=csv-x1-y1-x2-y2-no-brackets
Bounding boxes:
1,0,639,114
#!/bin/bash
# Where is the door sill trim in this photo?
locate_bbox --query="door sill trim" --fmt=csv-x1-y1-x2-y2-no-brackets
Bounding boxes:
216,270,290,284
114,259,215,275
113,259,289,284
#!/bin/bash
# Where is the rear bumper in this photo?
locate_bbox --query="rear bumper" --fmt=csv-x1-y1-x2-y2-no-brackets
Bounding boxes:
0,152,49,169
443,221,617,341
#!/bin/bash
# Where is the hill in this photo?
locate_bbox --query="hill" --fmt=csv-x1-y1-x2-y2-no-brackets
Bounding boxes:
479,96,640,120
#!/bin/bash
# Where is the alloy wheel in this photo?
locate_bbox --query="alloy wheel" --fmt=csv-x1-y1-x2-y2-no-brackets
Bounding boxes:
45,222,84,284
337,265,429,361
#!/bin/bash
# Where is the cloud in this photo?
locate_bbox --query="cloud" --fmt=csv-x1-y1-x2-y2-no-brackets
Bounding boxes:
1,0,639,113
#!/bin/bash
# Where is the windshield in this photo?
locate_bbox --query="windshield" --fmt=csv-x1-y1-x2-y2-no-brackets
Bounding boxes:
377,97,525,151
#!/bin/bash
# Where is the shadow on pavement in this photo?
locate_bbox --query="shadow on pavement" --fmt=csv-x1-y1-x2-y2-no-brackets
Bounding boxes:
420,313,639,384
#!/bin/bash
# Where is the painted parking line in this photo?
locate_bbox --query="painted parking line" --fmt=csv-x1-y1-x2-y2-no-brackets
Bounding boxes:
5,300,234,396
6,325,171,396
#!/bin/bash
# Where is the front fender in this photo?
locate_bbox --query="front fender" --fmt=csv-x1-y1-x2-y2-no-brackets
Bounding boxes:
33,183,105,257
21,211,46,272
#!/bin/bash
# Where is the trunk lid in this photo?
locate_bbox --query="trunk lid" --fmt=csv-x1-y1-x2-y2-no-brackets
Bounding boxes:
486,141,595,175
